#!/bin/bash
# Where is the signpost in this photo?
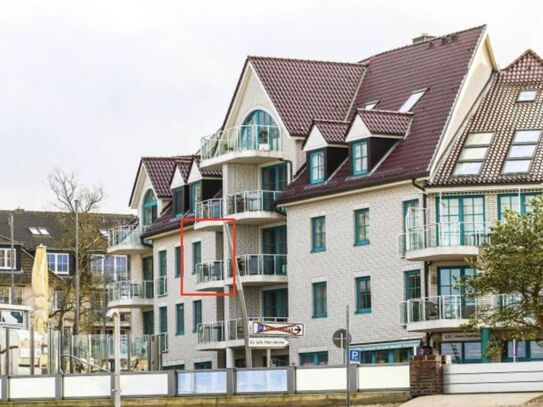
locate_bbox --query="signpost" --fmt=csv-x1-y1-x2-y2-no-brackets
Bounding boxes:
250,321,304,337
247,337,290,349
331,307,352,407
349,349,361,363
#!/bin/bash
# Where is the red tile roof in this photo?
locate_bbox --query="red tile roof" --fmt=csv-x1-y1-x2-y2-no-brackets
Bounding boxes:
311,120,350,145
279,25,487,204
143,157,185,198
358,109,412,136
173,156,194,184
430,49,543,186
249,57,366,137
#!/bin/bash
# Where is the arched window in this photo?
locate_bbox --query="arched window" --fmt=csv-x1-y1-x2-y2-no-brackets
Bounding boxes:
239,110,280,151
142,189,157,226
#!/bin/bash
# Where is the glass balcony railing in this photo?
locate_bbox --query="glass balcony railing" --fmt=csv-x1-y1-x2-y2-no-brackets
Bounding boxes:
106,281,154,304
196,260,225,284
227,254,287,278
155,276,167,297
399,222,490,256
108,225,146,249
198,316,288,345
226,190,283,215
201,125,282,161
195,198,223,219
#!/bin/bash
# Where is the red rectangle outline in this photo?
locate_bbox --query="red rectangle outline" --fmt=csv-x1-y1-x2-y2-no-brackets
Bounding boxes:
179,217,237,297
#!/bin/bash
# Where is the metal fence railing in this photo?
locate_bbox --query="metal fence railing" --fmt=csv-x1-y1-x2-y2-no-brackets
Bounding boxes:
226,190,283,214
107,281,154,303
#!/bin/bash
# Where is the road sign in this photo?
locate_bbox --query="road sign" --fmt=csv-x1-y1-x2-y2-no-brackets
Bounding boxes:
349,349,361,363
250,321,304,337
247,337,290,349
332,329,352,348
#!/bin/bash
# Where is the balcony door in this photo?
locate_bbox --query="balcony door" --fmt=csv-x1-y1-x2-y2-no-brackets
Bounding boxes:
262,288,288,319
262,225,287,275
438,267,475,319
262,163,287,192
438,196,485,246
143,256,154,298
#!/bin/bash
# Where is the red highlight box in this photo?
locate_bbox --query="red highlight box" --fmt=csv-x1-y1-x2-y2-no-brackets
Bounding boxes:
179,217,237,297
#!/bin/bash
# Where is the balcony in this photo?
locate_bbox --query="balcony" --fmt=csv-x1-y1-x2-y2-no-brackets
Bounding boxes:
155,276,167,297
398,222,490,261
226,190,284,224
107,225,150,255
200,125,283,169
195,260,225,291
106,281,154,309
226,254,287,286
194,198,224,231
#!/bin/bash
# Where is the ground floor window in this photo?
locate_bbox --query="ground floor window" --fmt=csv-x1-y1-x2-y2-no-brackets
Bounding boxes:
441,341,481,363
194,361,212,370
262,355,289,367
361,347,413,364
299,351,328,366
163,364,184,370
503,340,543,361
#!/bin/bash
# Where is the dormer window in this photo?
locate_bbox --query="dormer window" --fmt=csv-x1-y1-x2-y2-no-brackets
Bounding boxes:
190,182,202,212
453,132,494,176
352,140,368,175
309,150,325,184
503,129,541,174
172,187,185,217
142,189,157,226
0,248,15,270
363,101,379,110
399,89,426,113
518,90,538,102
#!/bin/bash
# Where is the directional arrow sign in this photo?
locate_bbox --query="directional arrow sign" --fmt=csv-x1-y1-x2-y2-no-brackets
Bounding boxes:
247,337,290,349
250,321,304,337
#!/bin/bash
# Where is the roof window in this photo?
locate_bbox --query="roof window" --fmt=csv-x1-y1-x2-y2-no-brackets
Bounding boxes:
453,132,494,176
363,101,379,110
502,129,541,174
29,227,50,236
399,89,426,112
517,90,538,102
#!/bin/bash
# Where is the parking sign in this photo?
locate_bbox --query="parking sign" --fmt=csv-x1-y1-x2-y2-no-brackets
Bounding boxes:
349,349,361,363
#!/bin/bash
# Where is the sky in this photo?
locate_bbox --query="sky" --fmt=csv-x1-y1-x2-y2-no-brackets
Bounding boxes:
1,0,543,213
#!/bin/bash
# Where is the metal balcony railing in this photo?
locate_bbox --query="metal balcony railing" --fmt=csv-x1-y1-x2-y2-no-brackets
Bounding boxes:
195,198,223,219
226,190,283,215
200,125,282,161
197,316,288,345
398,222,490,256
155,276,167,297
227,254,287,278
108,225,146,249
196,260,225,284
106,281,154,303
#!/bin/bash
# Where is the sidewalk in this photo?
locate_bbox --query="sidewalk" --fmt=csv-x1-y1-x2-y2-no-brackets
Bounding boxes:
400,393,543,407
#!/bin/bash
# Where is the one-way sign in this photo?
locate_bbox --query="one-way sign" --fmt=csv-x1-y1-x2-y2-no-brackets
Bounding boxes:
250,321,305,337
247,337,290,349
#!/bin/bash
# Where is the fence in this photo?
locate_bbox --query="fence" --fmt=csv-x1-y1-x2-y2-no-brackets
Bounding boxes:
0,364,409,401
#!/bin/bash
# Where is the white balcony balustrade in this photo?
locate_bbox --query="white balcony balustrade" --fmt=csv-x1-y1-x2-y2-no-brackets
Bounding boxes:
226,190,284,224
106,281,154,309
107,225,150,255
194,199,224,231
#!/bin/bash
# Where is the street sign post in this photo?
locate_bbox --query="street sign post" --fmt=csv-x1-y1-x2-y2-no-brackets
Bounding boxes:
332,328,352,349
250,321,304,337
247,337,290,349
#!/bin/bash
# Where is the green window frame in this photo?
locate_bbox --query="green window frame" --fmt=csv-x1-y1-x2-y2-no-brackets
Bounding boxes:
159,306,167,334
312,282,327,318
159,250,167,277
309,150,325,184
354,208,370,246
194,361,212,370
172,187,185,217
175,246,180,278
192,241,201,274
142,189,158,226
311,216,326,253
176,303,185,336
299,351,328,366
404,270,421,300
190,182,201,213
498,193,539,219
355,276,371,314
193,300,202,333
352,140,368,176
436,195,486,246
143,310,154,335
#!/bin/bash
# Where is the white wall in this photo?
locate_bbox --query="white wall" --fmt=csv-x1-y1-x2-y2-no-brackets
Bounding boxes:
121,373,169,396
9,376,56,399
64,375,111,398
296,367,347,392
358,365,409,390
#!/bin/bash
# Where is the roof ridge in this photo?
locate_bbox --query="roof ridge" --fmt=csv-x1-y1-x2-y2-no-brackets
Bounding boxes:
502,49,543,71
143,155,191,160
358,25,487,64
0,209,134,217
248,55,366,67
358,108,413,116
313,119,350,124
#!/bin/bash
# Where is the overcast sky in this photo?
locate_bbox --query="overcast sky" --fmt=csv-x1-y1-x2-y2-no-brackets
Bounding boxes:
1,0,542,213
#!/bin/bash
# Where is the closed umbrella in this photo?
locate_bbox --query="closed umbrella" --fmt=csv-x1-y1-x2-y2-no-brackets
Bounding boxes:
31,245,49,334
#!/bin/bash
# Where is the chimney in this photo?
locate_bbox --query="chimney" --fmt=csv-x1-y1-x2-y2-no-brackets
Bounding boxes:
412,33,436,44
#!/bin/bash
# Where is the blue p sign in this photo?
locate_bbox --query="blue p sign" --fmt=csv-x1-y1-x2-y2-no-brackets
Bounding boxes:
349,350,361,363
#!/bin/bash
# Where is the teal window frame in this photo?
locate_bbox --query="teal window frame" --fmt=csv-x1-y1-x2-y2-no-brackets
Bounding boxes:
437,266,475,298
355,276,371,314
404,270,421,300
361,348,414,364
193,300,202,333
159,306,167,334
310,216,326,253
262,163,288,192
172,187,185,218
189,181,201,213
308,150,325,184
312,282,327,318
441,342,482,364
502,340,543,362
159,250,167,277
498,192,539,219
192,241,201,274
175,303,185,336
436,195,486,246
351,140,368,176
142,189,158,226
143,310,154,335
354,208,370,246
299,351,328,366
175,246,180,278
194,361,212,369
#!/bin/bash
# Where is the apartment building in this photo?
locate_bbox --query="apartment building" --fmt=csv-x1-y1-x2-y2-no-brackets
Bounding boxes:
107,25,543,368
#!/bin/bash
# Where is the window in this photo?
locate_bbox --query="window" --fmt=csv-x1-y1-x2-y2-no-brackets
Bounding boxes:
503,130,541,174
143,310,154,335
157,250,167,296
361,348,413,364
190,182,201,213
354,208,370,246
194,361,212,370
172,187,185,217
28,227,50,236
299,351,328,366
403,199,422,251
175,246,181,278
441,342,481,363
311,216,326,253
363,101,379,110
438,267,475,296
312,282,327,318
47,253,69,274
0,248,15,270
142,189,158,226
518,90,538,102
91,254,128,281
193,300,202,333
438,196,486,246
399,89,426,112
454,132,494,176
352,140,368,176
498,193,539,219
405,270,421,300
309,150,325,184
240,110,279,150
192,241,201,274
355,276,371,313
176,303,185,336
53,290,64,310
159,306,167,351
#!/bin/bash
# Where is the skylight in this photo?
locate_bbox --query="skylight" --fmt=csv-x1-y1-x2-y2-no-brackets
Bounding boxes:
29,227,50,236
502,129,541,174
453,132,494,176
363,101,379,110
399,89,426,113
517,90,538,102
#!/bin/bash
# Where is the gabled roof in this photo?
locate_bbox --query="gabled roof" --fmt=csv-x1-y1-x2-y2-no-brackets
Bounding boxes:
430,49,543,187
173,156,194,184
357,109,412,137
192,156,222,178
305,120,350,148
249,57,366,137
279,25,487,204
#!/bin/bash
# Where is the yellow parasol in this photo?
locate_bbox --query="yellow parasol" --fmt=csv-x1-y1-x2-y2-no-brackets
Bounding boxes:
31,245,49,334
